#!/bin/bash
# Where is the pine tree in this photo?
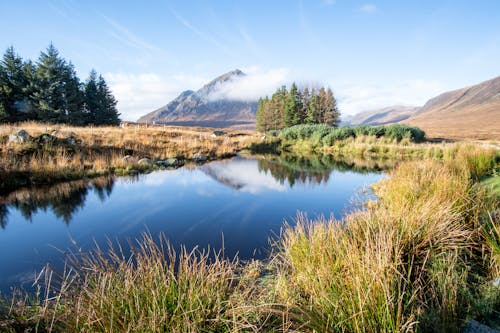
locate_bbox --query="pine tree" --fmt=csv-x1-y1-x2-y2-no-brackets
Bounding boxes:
317,87,327,123
298,87,309,123
96,74,120,125
256,97,266,131
33,44,68,122
324,88,340,126
83,70,99,124
284,82,300,127
62,62,84,124
305,89,318,124
0,47,28,122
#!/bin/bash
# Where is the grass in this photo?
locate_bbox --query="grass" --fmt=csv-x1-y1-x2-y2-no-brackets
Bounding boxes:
0,122,262,194
1,129,499,332
271,144,499,332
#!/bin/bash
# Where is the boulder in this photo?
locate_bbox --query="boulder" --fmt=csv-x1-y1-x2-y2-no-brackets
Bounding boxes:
193,153,208,163
156,158,183,168
138,158,153,166
37,133,57,144
8,129,31,144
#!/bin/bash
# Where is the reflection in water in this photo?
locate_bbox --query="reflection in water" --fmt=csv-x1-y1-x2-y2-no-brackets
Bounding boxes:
0,176,116,228
0,154,385,227
0,155,385,292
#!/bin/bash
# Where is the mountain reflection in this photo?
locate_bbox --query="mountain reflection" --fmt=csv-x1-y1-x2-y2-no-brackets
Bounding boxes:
201,154,386,192
0,176,116,228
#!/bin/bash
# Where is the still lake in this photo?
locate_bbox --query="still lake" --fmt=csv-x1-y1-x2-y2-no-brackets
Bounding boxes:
0,155,384,293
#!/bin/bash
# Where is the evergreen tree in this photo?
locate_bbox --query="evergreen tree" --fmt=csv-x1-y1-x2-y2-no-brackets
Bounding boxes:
317,87,327,123
0,47,28,122
62,62,84,124
324,88,340,126
33,44,68,122
283,82,300,127
305,89,318,124
96,74,120,125
298,87,309,123
256,97,266,131
83,70,99,124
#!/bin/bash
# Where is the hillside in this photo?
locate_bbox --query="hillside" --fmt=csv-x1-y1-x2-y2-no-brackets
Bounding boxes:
343,105,419,126
138,70,257,128
405,76,500,139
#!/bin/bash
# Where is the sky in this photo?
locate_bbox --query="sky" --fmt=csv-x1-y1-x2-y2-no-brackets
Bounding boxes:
1,0,499,121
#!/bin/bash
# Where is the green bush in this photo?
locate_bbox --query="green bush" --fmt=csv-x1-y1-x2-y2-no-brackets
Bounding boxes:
280,124,425,146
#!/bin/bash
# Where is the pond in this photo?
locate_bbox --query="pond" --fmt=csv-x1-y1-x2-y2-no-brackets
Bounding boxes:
0,155,384,293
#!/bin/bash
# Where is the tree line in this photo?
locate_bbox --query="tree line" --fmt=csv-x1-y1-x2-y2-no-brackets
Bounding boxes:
256,83,340,132
0,44,120,125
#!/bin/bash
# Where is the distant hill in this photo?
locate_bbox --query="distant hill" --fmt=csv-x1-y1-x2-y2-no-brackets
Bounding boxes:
138,69,257,128
342,105,419,126
404,76,500,139
346,76,500,139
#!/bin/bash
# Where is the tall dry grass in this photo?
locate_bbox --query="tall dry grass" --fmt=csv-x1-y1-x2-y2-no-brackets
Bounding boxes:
0,122,262,193
271,145,499,332
1,144,498,332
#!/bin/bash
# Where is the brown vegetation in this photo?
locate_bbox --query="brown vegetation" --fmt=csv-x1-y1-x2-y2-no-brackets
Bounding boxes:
0,122,262,194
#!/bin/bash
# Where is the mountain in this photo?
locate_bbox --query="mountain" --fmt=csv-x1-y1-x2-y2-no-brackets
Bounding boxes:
138,69,257,128
346,76,500,139
342,105,419,126
404,76,500,139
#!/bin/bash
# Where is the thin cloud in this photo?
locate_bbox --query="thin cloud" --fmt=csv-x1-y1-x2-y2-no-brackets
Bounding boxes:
170,8,234,55
206,67,290,102
102,15,166,54
359,4,377,13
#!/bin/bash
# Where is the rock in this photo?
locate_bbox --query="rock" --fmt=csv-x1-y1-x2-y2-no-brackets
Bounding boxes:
491,277,500,287
138,158,153,166
37,133,56,144
464,320,500,333
156,158,183,168
8,129,31,144
66,132,78,145
193,153,208,163
122,155,135,164
211,130,225,138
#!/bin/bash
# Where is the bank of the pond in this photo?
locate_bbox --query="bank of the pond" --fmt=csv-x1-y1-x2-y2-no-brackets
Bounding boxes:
0,122,263,194
1,143,498,332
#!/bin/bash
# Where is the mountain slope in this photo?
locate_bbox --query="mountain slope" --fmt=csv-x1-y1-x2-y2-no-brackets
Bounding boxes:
138,70,257,128
404,76,500,139
343,105,419,126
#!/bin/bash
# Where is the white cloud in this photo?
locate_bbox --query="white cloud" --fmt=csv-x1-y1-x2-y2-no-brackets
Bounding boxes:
105,72,197,121
206,67,290,101
359,4,377,13
104,68,289,121
336,79,447,116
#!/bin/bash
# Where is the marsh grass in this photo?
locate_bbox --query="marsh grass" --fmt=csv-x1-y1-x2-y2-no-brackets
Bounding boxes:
0,122,262,193
271,146,499,332
1,143,498,332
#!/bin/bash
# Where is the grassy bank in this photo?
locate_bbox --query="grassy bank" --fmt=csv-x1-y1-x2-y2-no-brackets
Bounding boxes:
0,122,262,194
1,144,498,332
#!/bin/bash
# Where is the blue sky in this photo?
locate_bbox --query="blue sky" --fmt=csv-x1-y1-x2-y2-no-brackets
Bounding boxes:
1,0,499,120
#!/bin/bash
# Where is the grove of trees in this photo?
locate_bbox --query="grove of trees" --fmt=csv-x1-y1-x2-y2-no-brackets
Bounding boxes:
0,44,120,125
256,83,340,131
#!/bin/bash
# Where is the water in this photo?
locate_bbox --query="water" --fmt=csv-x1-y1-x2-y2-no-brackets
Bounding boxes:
0,155,384,293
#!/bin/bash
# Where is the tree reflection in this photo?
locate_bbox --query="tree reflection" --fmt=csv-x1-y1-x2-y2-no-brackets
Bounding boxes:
257,153,388,188
0,176,115,227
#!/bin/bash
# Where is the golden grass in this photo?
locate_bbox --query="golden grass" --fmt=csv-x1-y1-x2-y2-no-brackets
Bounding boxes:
1,138,499,332
0,122,263,193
